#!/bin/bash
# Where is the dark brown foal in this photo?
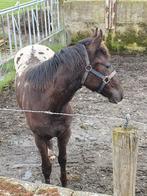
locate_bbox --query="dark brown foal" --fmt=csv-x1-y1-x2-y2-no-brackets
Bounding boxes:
15,28,123,186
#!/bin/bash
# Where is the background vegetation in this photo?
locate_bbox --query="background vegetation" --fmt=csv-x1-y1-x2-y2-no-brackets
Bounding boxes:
0,0,31,10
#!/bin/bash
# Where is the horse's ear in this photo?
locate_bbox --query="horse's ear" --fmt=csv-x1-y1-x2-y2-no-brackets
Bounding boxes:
91,28,95,36
92,27,99,37
99,29,103,39
92,29,103,47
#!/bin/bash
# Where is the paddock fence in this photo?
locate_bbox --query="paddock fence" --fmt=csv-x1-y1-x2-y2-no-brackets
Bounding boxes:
0,0,63,65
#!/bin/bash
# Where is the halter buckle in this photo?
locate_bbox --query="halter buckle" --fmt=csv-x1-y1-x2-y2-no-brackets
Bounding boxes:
103,76,111,84
85,65,92,72
81,65,92,85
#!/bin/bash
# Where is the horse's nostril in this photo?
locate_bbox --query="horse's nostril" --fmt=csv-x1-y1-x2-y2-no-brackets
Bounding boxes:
119,93,124,102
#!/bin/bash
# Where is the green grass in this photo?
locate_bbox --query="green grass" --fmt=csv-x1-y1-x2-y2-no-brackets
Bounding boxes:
1,59,15,73
49,44,65,52
0,59,15,92
0,71,15,92
0,0,31,10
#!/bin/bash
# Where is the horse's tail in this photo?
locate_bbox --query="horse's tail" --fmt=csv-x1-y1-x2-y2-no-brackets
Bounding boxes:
14,44,55,75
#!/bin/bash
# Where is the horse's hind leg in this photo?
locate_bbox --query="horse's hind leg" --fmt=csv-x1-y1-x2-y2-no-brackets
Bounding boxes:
47,140,56,162
34,134,52,184
57,130,71,187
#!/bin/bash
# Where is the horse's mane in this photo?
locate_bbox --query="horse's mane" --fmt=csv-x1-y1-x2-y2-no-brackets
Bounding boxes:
25,44,86,91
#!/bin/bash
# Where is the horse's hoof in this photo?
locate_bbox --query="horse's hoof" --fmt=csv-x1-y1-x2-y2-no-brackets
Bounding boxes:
45,179,50,184
62,182,67,187
60,177,67,187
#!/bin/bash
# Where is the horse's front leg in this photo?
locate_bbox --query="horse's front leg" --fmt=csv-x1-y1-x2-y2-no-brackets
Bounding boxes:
57,129,71,187
34,134,52,184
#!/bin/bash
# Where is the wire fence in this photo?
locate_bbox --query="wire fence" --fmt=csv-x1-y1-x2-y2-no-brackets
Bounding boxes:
0,107,146,127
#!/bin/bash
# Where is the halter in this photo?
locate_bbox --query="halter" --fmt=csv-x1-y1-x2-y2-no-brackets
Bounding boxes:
81,46,116,93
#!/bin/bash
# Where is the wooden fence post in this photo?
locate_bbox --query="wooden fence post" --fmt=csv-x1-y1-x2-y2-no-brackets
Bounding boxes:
112,127,138,196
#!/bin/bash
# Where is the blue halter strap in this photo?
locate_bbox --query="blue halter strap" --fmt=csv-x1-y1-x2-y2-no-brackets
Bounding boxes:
81,46,116,93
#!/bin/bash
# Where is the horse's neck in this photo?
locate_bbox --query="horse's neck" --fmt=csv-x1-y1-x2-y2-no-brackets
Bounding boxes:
49,68,82,112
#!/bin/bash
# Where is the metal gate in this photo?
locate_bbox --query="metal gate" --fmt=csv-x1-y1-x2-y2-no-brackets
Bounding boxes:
0,0,63,65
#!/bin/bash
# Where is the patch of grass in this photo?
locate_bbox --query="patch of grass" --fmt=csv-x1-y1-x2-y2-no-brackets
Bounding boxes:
49,44,64,52
0,59,15,73
0,59,15,92
0,71,15,92
106,31,126,53
105,26,147,54
69,27,147,54
0,0,31,10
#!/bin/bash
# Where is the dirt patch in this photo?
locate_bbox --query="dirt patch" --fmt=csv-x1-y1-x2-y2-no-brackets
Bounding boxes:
0,55,147,195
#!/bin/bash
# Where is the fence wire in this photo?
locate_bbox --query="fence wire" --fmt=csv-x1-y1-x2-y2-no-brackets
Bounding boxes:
0,107,146,127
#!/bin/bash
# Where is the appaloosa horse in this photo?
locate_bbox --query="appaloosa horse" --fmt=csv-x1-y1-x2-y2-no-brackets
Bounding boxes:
14,29,123,187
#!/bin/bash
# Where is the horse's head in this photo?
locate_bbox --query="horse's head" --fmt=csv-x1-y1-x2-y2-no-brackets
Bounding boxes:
79,28,123,104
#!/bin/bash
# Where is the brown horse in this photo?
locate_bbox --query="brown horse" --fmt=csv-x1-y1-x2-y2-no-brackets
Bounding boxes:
15,29,123,187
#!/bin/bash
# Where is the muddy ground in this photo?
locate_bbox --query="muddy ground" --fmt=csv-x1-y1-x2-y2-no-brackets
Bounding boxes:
0,55,147,195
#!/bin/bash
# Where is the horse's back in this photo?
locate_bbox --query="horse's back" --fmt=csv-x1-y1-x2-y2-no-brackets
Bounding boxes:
14,44,55,76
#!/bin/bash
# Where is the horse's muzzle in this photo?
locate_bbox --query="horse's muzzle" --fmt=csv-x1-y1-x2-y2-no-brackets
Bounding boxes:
109,89,123,104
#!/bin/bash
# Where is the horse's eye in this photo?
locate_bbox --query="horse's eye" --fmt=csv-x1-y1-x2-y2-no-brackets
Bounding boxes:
102,50,107,55
106,63,111,68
